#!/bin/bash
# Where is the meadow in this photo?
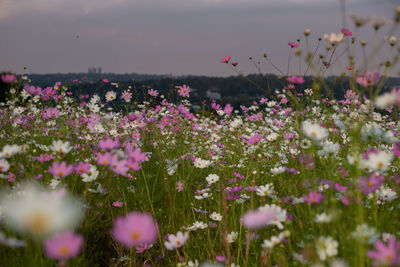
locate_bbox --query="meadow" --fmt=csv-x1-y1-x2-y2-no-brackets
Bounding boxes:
1,8,400,267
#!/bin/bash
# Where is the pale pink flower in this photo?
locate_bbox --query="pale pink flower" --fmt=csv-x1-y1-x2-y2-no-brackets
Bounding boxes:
43,231,83,262
356,71,380,87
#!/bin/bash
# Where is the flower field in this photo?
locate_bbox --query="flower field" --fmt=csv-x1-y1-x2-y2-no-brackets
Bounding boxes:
1,8,400,267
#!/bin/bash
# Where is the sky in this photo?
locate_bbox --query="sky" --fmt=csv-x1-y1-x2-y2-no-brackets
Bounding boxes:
0,0,398,77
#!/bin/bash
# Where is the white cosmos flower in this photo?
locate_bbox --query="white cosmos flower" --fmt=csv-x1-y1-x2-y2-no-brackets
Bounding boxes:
105,91,116,101
194,158,211,169
0,183,84,239
206,174,219,184
302,121,328,141
314,213,332,224
323,32,344,45
81,165,99,182
49,140,72,154
256,183,275,197
374,91,398,109
164,231,189,250
209,212,222,222
316,236,338,261
226,231,238,243
363,150,393,173
0,159,10,172
271,166,285,175
0,144,21,158
259,204,287,229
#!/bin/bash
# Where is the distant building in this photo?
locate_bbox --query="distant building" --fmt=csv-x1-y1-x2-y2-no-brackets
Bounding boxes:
88,67,102,74
206,90,221,100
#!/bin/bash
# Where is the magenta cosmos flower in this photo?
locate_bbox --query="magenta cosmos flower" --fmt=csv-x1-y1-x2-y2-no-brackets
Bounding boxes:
359,173,384,194
1,74,17,83
356,71,380,87
368,237,400,266
287,75,305,84
303,191,324,204
111,212,158,248
43,231,83,262
220,56,231,63
288,41,299,48
393,142,400,157
241,208,277,229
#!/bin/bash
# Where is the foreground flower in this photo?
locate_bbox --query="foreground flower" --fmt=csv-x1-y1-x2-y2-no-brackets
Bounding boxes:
111,212,158,248
356,71,380,87
0,183,84,238
302,121,328,141
164,231,189,250
1,74,17,83
368,237,400,266
316,236,339,261
241,207,277,229
43,231,83,262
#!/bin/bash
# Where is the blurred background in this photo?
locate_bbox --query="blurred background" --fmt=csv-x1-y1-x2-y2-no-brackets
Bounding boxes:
0,0,398,77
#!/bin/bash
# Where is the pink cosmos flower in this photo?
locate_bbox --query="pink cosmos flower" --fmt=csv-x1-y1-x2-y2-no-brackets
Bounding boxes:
94,152,114,166
231,62,238,67
176,180,184,192
48,161,74,178
102,78,109,83
241,208,277,229
287,75,305,84
74,162,91,175
135,243,153,253
334,183,347,192
43,231,83,262
288,41,299,48
109,158,129,176
1,74,17,83
177,84,191,97
98,137,120,150
393,142,400,157
125,145,147,163
112,201,123,207
341,28,353,37
224,103,233,115
368,237,400,266
359,173,384,194
148,89,159,97
220,56,231,63
356,71,380,87
121,90,132,102
303,191,324,204
111,212,158,248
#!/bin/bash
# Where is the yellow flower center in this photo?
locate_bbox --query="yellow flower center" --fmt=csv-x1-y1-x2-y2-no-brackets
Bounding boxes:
59,246,70,255
28,212,50,235
130,231,141,241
